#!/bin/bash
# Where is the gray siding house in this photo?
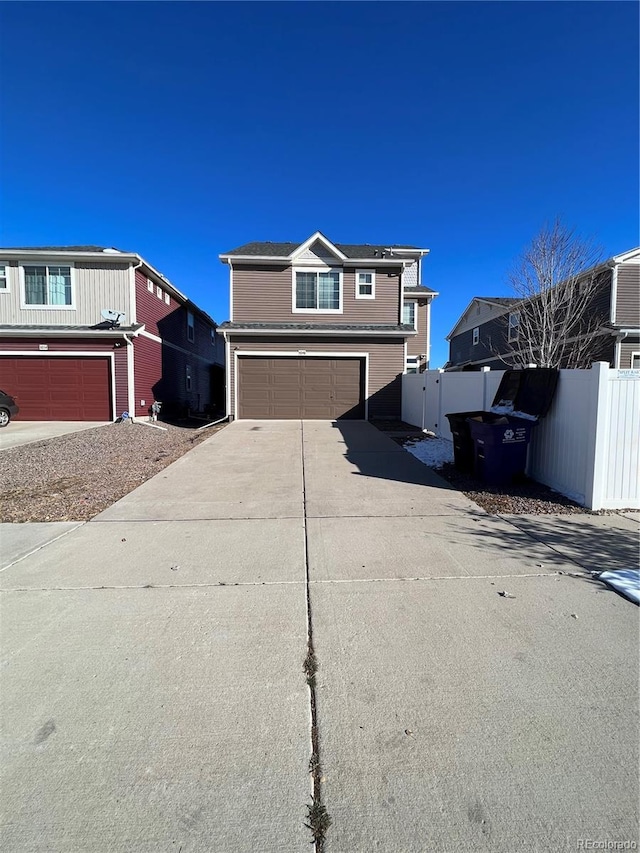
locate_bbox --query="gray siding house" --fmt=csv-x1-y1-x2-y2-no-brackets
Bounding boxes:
446,248,640,371
218,231,437,420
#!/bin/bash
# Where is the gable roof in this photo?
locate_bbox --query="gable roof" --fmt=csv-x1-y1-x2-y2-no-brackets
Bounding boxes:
474,296,520,307
223,241,425,258
445,242,639,341
446,296,520,341
220,230,429,263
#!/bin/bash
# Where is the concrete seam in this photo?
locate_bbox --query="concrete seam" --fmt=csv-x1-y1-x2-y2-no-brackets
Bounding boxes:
0,523,85,573
0,573,575,594
300,421,331,852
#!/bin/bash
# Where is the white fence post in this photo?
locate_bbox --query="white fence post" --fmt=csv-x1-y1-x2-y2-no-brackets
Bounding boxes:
583,362,611,511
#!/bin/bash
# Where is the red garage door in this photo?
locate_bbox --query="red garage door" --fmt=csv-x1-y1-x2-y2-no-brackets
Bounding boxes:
0,356,112,421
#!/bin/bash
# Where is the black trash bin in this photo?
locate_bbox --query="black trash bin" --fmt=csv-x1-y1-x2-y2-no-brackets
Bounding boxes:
446,368,559,485
446,410,487,473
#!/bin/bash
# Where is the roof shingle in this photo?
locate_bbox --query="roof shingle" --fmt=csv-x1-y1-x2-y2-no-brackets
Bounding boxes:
223,241,424,259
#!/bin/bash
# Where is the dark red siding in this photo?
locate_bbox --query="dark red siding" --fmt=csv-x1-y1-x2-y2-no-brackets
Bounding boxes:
133,334,162,418
134,270,221,415
135,270,175,336
113,345,129,417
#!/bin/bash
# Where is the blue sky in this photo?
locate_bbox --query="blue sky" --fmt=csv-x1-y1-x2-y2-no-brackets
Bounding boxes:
1,1,638,368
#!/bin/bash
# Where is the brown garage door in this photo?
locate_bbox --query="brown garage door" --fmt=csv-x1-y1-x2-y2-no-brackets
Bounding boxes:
0,356,112,421
237,356,365,419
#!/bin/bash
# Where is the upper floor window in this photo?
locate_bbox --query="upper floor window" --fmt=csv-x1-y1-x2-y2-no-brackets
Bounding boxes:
164,292,170,305
0,266,7,291
355,269,375,299
147,278,154,292
631,352,640,369
293,269,341,312
472,327,479,345
508,311,520,342
187,310,195,342
23,265,73,307
402,301,416,328
210,328,216,346
156,285,163,300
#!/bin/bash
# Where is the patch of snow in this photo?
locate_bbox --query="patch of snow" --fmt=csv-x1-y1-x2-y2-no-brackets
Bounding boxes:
598,569,640,605
405,436,454,469
490,405,538,421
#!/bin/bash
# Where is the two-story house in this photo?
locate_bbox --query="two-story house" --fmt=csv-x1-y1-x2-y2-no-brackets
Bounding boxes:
218,231,437,420
0,246,224,421
445,248,640,371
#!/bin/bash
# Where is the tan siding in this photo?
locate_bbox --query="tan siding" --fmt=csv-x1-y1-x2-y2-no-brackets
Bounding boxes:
616,265,640,327
233,265,292,322
0,261,130,326
232,264,402,324
406,300,429,370
227,335,404,419
620,340,640,369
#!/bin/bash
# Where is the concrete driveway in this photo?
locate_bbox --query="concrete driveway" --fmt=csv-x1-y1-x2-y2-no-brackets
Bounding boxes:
0,421,109,451
1,421,638,852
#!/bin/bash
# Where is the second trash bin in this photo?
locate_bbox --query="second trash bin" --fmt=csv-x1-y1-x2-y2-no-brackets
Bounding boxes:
447,368,559,486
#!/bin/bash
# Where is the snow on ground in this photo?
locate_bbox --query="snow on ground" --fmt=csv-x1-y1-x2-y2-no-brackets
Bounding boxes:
404,435,454,469
598,569,640,605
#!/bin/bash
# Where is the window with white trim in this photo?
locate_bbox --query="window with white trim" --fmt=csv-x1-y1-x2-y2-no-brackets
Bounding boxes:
0,266,7,291
23,265,73,306
164,292,170,305
508,312,520,342
187,310,195,342
156,285,162,300
185,364,192,391
472,327,479,345
402,301,416,328
405,355,420,374
294,268,341,312
147,278,154,292
355,269,375,299
631,352,640,369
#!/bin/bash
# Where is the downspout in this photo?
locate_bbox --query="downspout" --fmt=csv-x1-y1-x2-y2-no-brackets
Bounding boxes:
196,328,231,429
613,330,628,369
122,332,136,420
126,257,144,419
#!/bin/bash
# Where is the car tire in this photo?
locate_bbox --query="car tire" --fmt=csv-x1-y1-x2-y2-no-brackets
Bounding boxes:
0,408,10,427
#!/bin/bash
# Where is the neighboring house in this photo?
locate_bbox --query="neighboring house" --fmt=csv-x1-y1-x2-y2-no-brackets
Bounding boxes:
445,248,640,371
0,246,224,421
218,231,437,420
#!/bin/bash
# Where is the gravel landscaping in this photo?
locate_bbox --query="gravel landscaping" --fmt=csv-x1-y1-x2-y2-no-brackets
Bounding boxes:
371,420,590,516
0,421,227,523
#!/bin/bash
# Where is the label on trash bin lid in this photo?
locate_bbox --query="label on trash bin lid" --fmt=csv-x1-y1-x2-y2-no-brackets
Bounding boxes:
502,427,527,443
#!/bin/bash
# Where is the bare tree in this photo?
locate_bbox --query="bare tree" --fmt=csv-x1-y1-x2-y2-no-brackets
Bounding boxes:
498,219,609,369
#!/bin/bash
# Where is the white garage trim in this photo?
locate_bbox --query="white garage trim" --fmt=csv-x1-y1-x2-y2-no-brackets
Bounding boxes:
0,350,116,421
233,350,369,421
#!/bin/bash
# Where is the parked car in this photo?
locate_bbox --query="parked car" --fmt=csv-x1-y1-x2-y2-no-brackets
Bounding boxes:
0,390,19,427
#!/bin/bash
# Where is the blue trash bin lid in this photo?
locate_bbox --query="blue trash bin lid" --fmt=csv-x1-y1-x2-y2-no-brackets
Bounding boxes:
490,368,559,421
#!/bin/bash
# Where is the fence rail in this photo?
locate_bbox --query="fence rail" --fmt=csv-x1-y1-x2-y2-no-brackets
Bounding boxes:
401,363,640,510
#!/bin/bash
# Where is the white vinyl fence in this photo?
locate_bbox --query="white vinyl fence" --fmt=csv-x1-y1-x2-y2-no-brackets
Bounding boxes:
402,363,640,510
